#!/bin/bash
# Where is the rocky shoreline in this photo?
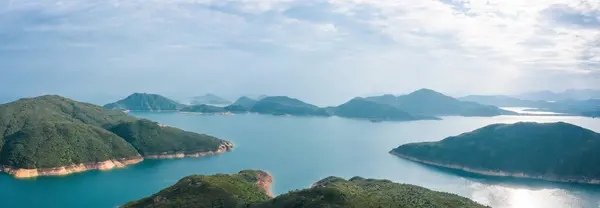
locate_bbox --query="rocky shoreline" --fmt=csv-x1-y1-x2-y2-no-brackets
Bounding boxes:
391,151,600,185
144,142,234,159
2,141,235,178
255,170,274,197
1,157,144,178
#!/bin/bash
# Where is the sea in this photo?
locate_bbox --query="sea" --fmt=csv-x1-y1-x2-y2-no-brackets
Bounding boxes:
1,112,600,208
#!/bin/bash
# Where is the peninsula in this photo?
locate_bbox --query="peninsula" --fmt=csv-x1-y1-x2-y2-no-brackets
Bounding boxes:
122,170,486,208
391,122,600,184
0,95,233,178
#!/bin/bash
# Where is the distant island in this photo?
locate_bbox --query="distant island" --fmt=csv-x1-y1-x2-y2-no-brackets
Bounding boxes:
331,98,440,121
108,89,520,121
187,93,232,106
391,122,600,184
0,95,233,178
122,170,486,208
460,95,600,117
366,89,515,117
249,96,330,116
104,93,186,111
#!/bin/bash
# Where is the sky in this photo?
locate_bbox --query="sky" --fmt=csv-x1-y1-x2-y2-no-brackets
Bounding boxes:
1,0,599,105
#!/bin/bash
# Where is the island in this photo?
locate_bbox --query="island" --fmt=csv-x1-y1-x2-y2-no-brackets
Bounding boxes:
365,89,515,117
188,93,232,106
331,98,441,121
250,96,330,116
231,96,258,110
0,95,233,178
391,122,600,184
122,170,486,208
104,93,186,111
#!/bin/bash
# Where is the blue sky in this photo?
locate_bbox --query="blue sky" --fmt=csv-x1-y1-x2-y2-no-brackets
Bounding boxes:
1,0,599,105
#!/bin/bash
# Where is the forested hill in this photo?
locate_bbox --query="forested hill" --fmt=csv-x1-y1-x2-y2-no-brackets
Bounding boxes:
0,95,228,170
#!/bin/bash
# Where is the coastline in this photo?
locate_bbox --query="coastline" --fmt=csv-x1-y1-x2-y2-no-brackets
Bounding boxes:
390,151,600,185
1,141,235,179
255,170,274,197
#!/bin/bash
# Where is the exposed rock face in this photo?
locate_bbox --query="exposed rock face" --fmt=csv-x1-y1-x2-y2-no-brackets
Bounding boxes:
144,141,235,159
1,157,143,178
255,170,274,197
1,142,235,178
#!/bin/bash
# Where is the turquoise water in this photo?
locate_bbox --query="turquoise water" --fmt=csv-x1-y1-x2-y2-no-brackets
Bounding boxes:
1,113,600,208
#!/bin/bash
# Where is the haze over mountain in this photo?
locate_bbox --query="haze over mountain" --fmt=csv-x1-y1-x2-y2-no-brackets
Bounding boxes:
2,1,599,105
187,94,232,106
365,89,514,117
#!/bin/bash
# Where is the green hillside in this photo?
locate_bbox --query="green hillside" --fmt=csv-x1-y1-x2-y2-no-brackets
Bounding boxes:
392,122,600,183
0,95,229,170
122,171,486,208
104,93,185,111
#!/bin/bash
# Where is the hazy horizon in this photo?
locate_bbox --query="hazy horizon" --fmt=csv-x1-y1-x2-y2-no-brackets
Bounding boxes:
1,0,599,105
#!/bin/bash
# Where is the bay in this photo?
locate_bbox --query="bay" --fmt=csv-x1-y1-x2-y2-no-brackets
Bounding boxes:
1,112,600,208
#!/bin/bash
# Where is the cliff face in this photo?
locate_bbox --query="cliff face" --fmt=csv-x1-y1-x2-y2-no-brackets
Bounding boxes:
255,170,274,197
1,157,143,178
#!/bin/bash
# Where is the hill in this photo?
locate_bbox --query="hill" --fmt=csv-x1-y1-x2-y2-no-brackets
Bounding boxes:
122,171,486,208
391,122,600,184
250,96,330,116
231,96,258,110
332,98,440,121
188,94,231,106
0,95,232,178
104,93,185,111
366,89,515,116
122,170,273,208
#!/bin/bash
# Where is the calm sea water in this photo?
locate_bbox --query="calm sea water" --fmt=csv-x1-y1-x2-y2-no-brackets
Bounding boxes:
1,113,600,208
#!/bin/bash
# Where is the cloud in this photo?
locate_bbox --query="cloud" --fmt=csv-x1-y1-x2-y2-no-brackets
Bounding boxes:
0,0,599,105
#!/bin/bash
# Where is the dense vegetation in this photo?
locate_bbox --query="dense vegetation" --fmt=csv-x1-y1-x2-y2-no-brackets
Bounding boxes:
257,177,485,208
189,94,232,105
250,96,330,116
123,171,486,208
104,93,186,111
122,170,271,208
366,89,514,117
179,104,227,113
331,98,440,121
0,95,228,169
108,119,224,155
392,122,600,181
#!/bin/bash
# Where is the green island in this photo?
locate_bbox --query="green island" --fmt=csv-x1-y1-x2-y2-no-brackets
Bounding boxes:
331,98,441,121
104,93,186,111
249,96,330,116
0,95,232,178
122,170,487,208
391,122,600,184
366,89,515,117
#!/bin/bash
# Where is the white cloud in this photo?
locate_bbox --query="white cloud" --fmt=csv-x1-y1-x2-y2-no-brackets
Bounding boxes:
0,0,599,103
